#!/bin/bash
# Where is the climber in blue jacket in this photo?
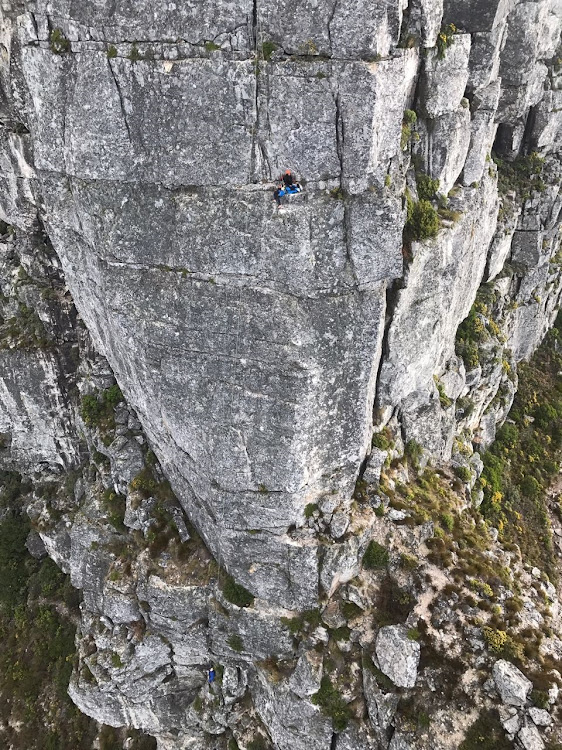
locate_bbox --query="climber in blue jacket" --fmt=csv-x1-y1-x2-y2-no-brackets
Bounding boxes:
273,169,302,206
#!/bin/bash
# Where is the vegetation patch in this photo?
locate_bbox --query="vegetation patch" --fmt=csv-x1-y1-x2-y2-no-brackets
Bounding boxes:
281,608,321,635
227,634,244,652
436,23,457,59
416,173,439,201
80,385,123,438
404,193,441,242
459,709,512,750
401,109,417,150
311,676,352,731
478,311,562,580
362,540,389,569
0,303,51,350
493,151,545,201
222,574,254,608
261,41,277,60
49,28,70,54
204,40,221,52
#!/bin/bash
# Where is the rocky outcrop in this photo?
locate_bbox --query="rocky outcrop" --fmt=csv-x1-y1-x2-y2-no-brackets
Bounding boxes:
493,659,533,707
375,626,420,689
0,0,562,749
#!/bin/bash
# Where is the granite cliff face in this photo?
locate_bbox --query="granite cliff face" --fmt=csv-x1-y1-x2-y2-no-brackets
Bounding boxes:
1,0,562,748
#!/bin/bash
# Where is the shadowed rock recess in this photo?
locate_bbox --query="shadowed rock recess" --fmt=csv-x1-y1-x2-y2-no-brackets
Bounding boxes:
0,0,562,747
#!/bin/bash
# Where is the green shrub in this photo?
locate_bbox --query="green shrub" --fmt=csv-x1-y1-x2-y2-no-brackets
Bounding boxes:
222,574,254,608
363,540,389,570
204,41,221,52
440,512,454,531
80,385,122,433
482,627,524,661
304,503,317,518
248,735,270,750
531,689,549,709
436,23,457,59
416,173,439,201
0,514,30,611
495,422,519,449
405,439,424,466
261,41,277,60
401,109,417,150
372,429,392,451
311,676,352,731
533,403,559,431
103,384,123,408
399,552,419,571
519,475,541,500
49,28,70,54
404,196,440,242
454,465,471,483
227,634,244,652
107,44,117,58
493,151,545,200
341,601,362,620
280,608,321,635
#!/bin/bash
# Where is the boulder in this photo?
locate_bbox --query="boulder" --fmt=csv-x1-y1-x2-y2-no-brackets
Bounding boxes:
375,626,420,689
363,447,388,484
288,651,323,699
493,660,532,707
527,708,552,727
517,724,545,750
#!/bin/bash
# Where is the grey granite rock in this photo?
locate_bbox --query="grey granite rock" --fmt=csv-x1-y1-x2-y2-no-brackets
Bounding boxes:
493,660,533,707
288,650,323,698
0,1,562,748
517,724,545,750
375,625,420,688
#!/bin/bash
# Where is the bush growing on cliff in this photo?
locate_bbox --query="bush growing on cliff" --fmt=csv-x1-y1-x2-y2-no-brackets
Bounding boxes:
416,173,439,201
436,23,457,59
311,676,352,731
49,28,70,54
401,109,417,149
363,540,389,569
404,194,440,242
80,385,122,432
222,574,254,608
493,151,545,200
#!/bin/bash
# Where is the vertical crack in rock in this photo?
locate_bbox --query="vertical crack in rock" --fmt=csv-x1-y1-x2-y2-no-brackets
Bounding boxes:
326,0,339,57
107,58,132,144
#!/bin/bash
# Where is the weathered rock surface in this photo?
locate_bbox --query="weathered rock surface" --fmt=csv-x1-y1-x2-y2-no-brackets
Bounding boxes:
493,660,533,707
375,625,420,688
0,0,561,749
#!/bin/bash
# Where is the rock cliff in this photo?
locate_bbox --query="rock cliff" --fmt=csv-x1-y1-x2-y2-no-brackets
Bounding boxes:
0,0,562,748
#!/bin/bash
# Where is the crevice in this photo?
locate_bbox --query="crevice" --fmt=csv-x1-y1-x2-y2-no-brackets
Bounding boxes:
521,104,538,156
326,0,339,57
372,277,404,422
107,58,132,143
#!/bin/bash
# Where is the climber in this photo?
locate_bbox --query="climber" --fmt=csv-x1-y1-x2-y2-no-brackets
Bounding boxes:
207,665,216,684
283,169,295,187
273,169,303,207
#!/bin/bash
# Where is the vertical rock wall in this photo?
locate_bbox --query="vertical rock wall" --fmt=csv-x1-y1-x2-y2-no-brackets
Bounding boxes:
0,0,561,747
